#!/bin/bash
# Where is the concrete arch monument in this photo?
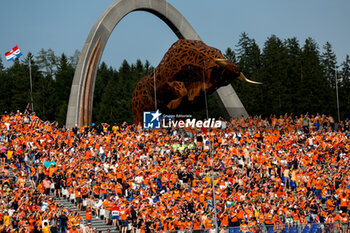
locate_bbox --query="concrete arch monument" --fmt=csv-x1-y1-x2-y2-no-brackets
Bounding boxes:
66,0,248,128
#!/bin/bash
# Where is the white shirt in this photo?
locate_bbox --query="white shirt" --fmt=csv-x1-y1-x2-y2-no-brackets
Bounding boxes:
99,146,105,154
94,199,103,208
203,140,210,150
42,219,49,228
4,123,10,130
41,201,49,211
135,176,144,184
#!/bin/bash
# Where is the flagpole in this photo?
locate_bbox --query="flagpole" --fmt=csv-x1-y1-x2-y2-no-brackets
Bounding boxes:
29,56,34,112
153,69,157,111
202,61,209,119
335,68,340,122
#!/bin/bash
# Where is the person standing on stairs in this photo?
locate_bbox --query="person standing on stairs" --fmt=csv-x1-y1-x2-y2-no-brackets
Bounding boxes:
75,186,83,212
52,171,62,199
85,207,92,225
85,223,93,233
58,210,68,233
43,177,51,196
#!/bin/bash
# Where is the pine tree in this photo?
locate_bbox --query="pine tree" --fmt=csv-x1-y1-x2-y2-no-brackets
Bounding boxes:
284,37,302,114
6,59,31,112
35,74,56,120
321,42,337,89
93,62,116,122
118,60,131,100
300,38,333,115
144,60,154,74
224,48,236,63
69,49,81,68
97,74,125,124
35,48,58,77
54,53,75,125
0,62,12,113
260,35,288,115
339,55,350,118
0,57,4,73
55,54,74,102
0,57,6,113
24,53,56,120
233,32,262,115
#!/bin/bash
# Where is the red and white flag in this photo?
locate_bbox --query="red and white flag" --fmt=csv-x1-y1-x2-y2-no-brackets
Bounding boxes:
5,45,22,61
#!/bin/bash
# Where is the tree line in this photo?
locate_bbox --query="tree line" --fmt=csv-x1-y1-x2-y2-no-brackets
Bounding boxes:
0,33,349,125
227,33,350,121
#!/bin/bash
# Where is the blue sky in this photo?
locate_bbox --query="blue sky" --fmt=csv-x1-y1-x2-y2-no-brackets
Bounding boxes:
1,0,349,68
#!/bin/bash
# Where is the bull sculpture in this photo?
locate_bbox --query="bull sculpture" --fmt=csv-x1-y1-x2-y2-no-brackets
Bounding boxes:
132,39,261,123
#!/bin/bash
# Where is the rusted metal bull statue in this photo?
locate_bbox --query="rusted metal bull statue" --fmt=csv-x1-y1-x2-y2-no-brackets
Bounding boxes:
132,39,261,123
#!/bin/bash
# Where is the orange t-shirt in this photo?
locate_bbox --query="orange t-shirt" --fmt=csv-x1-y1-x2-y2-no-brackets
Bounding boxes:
86,210,92,220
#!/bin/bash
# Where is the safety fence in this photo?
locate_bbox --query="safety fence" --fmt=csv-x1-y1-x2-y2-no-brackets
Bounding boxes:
159,222,350,233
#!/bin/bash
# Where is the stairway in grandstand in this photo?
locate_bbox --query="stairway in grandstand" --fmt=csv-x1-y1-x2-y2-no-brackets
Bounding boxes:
52,195,120,233
11,167,119,233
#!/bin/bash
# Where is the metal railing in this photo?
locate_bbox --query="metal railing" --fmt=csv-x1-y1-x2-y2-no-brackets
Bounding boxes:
159,222,350,233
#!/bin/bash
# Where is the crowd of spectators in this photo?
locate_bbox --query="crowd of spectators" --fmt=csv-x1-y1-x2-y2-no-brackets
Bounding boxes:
0,108,349,233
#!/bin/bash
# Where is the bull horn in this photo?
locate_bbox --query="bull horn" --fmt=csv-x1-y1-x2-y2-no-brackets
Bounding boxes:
214,58,228,67
239,73,262,84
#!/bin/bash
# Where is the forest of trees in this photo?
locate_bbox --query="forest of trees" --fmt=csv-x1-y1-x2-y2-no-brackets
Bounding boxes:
0,33,349,125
